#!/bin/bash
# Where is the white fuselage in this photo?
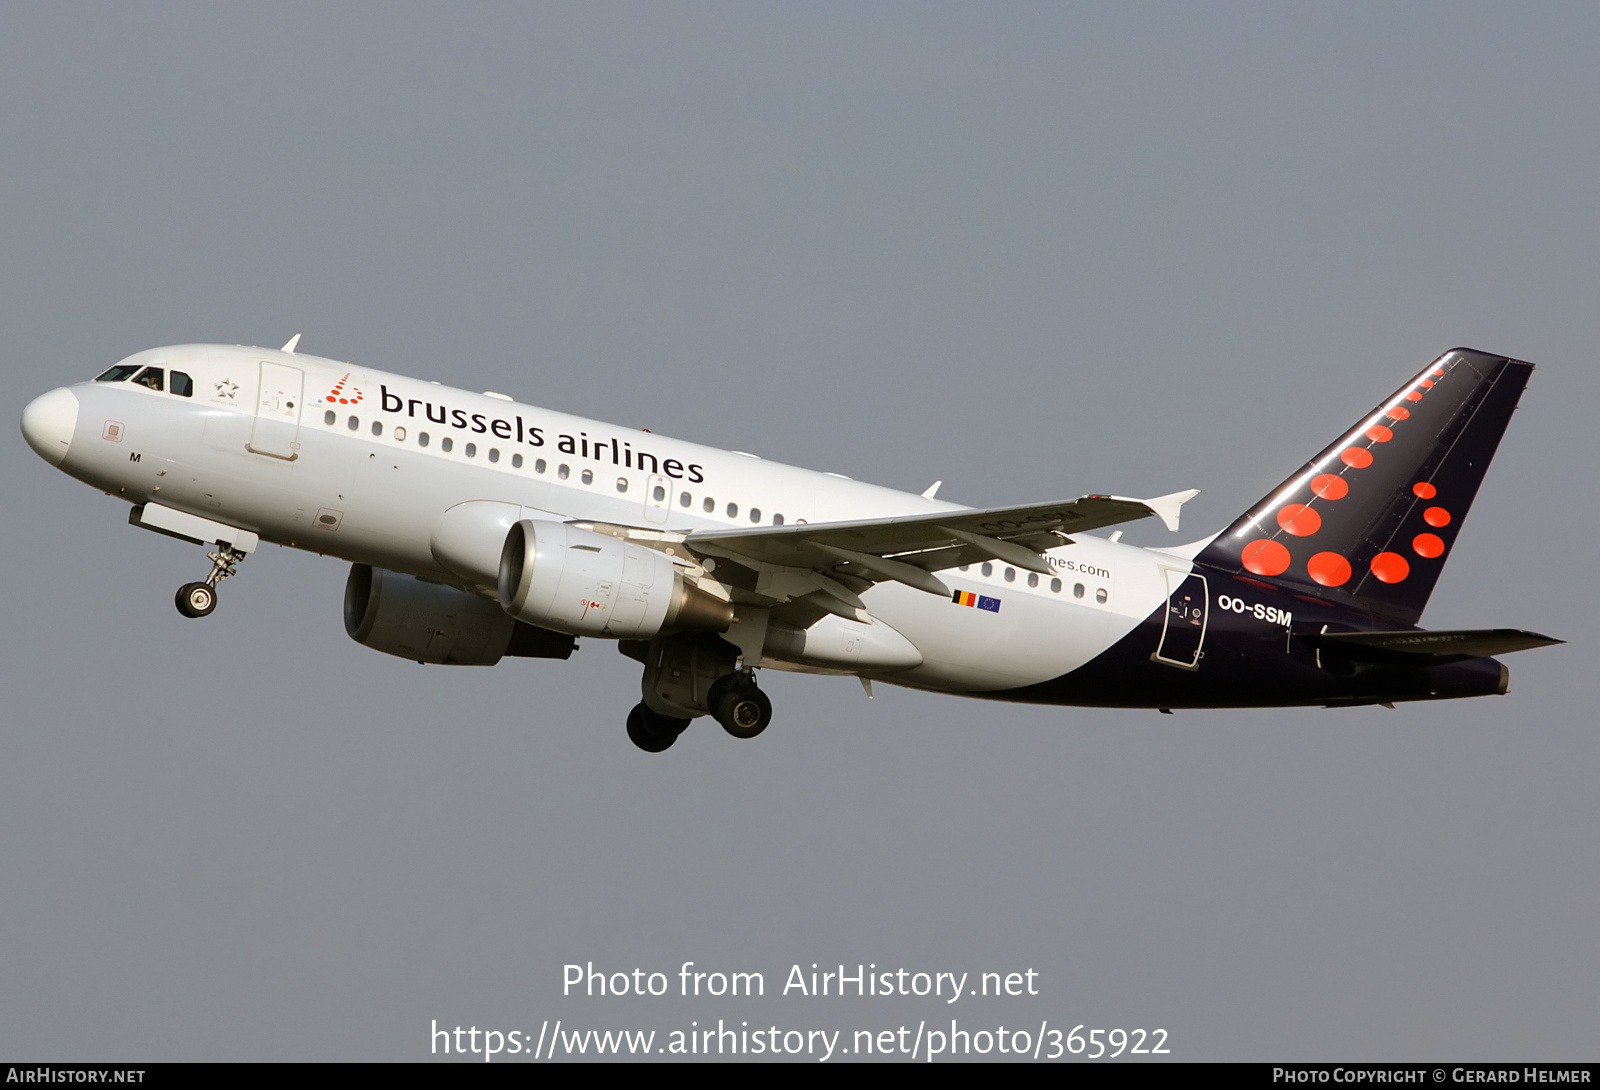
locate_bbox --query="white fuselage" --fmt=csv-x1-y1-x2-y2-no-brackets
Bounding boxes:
37,344,1190,692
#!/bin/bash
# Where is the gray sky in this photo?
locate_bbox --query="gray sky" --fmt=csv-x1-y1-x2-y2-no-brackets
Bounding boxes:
2,3,1594,1061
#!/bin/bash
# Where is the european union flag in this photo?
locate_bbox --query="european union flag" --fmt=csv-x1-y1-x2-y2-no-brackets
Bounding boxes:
977,596,1001,613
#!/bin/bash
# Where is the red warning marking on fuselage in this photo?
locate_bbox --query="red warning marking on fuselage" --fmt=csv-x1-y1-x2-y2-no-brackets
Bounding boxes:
1242,539,1291,576
1370,552,1410,583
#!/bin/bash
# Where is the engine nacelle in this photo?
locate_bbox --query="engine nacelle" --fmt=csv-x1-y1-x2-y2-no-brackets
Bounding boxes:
345,564,574,665
498,519,733,639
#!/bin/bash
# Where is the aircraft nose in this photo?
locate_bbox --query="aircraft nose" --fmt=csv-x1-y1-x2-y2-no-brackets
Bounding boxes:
21,387,79,466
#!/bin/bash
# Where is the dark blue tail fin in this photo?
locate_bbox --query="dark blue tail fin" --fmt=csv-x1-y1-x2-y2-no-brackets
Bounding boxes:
1195,348,1534,625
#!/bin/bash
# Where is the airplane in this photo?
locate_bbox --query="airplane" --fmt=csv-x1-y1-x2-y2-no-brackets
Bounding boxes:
20,340,1560,751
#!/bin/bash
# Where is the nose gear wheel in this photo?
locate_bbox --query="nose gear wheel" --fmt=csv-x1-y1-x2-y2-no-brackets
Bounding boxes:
172,543,247,619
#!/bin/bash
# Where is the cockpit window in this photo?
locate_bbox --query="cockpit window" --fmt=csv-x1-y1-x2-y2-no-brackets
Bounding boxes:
132,367,164,392
170,371,193,397
95,364,141,383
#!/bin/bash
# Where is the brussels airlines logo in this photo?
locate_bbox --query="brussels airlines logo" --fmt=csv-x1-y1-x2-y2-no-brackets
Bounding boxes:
378,385,706,483
326,374,364,406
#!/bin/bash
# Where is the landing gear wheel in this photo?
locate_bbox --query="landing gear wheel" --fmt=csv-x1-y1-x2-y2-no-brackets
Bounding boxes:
709,676,773,739
627,703,690,753
175,582,217,619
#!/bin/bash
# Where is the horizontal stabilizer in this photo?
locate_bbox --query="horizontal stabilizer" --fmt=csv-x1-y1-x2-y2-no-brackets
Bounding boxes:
1303,628,1563,664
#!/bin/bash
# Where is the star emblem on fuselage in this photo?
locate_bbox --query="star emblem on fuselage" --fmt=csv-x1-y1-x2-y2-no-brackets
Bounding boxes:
215,379,238,399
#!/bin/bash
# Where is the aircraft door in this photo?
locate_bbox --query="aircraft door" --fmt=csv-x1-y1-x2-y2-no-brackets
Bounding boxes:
247,360,304,461
643,474,671,525
1153,569,1208,670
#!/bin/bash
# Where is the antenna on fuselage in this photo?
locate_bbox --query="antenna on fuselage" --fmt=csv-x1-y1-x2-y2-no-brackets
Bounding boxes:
281,333,302,353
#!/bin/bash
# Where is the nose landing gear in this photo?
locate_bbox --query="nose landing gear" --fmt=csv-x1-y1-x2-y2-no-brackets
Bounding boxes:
174,544,247,619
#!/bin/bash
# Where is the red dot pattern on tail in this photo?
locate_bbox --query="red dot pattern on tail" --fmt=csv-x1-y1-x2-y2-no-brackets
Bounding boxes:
1311,474,1348,500
1277,504,1322,536
1242,539,1291,576
1307,552,1352,587
1424,506,1451,527
1370,552,1410,583
1413,533,1445,558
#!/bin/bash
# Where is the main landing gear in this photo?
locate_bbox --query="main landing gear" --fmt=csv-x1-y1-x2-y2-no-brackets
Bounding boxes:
626,703,692,752
174,544,247,619
624,636,777,752
706,673,773,740
624,673,775,753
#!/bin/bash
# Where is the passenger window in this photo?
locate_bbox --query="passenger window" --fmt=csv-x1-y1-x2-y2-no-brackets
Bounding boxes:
1027,573,1038,588
133,367,164,392
489,448,499,463
512,453,523,468
347,416,360,431
418,432,430,447
773,514,784,525
395,426,407,441
581,469,593,485
1050,578,1062,593
324,410,337,425
535,459,546,473
558,464,569,480
1004,567,1015,582
618,478,630,493
95,364,140,383
749,508,761,523
465,443,476,457
441,437,453,452
958,564,970,572
653,485,666,501
726,503,738,518
981,562,993,577
1096,588,1109,604
680,492,691,507
372,421,383,436
170,371,193,397
703,497,715,513
1073,583,1085,598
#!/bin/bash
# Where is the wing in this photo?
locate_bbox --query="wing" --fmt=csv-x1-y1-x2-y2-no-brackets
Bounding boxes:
679,490,1199,623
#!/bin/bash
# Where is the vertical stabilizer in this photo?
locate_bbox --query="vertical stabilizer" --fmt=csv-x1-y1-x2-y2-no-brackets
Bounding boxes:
1195,348,1533,625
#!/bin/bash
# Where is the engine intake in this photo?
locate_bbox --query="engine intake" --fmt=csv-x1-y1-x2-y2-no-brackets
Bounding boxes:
498,519,732,639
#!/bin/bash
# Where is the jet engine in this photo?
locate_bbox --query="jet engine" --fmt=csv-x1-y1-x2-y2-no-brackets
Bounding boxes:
344,563,574,665
498,519,732,639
